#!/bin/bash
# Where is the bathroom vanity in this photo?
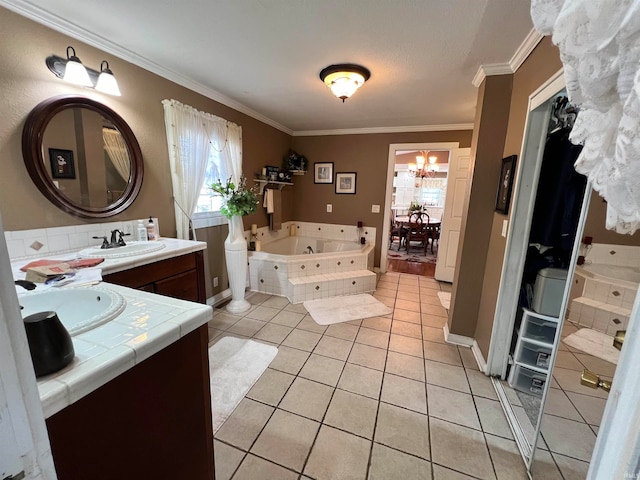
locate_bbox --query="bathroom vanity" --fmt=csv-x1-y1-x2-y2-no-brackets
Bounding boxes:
11,237,215,479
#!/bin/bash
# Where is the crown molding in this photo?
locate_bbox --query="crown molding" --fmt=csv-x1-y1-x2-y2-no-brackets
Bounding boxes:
292,123,474,137
1,0,294,135
472,28,545,88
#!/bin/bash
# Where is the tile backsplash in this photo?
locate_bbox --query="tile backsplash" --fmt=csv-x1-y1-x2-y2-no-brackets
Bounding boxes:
586,243,640,267
5,218,159,260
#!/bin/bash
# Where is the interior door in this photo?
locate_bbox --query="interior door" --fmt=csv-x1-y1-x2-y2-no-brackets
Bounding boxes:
435,148,471,282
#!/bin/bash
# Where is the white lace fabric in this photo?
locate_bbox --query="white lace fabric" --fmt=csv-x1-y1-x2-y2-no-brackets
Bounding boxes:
531,0,640,233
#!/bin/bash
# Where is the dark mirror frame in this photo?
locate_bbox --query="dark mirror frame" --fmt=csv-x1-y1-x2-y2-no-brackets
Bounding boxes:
22,95,143,219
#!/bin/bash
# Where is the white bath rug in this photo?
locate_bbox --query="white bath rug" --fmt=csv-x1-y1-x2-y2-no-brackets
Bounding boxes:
563,328,620,365
209,336,277,433
304,294,393,325
437,291,451,310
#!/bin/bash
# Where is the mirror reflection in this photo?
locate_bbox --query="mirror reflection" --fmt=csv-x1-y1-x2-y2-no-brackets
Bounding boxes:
42,108,130,208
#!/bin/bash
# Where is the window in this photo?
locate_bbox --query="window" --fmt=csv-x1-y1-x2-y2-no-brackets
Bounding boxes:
194,148,222,215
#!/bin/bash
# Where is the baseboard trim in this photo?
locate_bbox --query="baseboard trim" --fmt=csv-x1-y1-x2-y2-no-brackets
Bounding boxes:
207,288,231,308
443,323,474,347
472,340,488,373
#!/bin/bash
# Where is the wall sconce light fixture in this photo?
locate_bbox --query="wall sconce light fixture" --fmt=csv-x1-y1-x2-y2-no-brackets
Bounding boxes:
319,63,370,102
46,46,122,96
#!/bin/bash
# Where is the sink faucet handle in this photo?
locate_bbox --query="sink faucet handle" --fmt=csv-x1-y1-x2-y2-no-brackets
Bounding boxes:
116,230,130,246
92,235,109,249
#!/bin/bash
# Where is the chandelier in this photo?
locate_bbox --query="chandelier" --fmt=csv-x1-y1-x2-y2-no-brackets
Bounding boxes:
408,152,439,178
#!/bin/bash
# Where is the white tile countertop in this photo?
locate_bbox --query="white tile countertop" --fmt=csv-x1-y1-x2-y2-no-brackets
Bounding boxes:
33,282,213,418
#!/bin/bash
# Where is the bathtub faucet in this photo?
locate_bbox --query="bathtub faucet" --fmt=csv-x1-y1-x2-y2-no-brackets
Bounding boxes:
305,246,314,254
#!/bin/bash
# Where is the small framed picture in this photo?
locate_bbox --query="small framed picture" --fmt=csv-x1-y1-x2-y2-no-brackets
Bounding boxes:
495,155,517,214
314,162,334,184
335,172,357,194
265,165,280,181
48,148,76,179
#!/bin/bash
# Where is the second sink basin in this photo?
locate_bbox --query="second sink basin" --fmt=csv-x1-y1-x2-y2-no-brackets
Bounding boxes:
20,287,126,336
78,241,165,259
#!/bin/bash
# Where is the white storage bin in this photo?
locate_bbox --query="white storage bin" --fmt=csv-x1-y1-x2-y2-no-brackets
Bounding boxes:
518,341,552,369
523,315,557,344
511,365,546,396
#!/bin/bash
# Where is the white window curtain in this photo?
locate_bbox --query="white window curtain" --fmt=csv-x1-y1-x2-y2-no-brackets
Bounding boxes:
162,99,243,240
102,128,129,182
531,0,640,234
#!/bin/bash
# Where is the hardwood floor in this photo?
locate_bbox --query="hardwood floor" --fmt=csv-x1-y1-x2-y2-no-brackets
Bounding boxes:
386,257,436,276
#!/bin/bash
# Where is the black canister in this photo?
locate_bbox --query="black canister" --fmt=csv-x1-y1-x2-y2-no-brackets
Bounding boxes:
23,311,75,377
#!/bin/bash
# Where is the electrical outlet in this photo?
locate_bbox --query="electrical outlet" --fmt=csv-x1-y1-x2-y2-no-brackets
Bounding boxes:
327,204,332,213
371,204,380,213
213,277,219,287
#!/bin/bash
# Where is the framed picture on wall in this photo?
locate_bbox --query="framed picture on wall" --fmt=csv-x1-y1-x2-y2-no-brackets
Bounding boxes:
314,162,334,184
335,172,357,194
48,148,76,179
495,155,517,214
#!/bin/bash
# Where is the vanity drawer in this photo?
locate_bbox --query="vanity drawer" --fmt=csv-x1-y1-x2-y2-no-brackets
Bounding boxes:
155,270,199,302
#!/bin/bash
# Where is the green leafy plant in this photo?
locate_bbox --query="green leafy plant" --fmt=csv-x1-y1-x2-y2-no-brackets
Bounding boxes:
210,176,259,218
409,200,422,212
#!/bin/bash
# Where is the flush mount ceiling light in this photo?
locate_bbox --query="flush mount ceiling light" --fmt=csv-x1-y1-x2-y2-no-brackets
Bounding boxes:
319,64,371,102
46,46,122,96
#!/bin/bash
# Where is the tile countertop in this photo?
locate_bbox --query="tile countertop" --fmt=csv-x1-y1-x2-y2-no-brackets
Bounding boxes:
34,282,213,419
10,238,212,418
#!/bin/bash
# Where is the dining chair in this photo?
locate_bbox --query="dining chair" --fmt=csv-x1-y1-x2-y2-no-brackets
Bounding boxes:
406,212,430,255
389,213,407,250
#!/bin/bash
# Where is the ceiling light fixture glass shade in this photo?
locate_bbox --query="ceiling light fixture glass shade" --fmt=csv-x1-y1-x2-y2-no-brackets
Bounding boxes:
408,151,439,178
62,46,92,87
95,61,121,96
319,64,371,102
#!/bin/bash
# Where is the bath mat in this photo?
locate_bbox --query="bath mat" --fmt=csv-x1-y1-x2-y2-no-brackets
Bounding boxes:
437,291,451,310
563,328,620,365
209,336,277,432
304,294,393,325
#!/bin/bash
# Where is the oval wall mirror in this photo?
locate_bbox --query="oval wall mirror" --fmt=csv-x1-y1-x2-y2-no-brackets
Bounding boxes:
22,95,143,219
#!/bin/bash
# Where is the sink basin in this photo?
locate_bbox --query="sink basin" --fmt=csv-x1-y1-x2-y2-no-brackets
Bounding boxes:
20,287,126,336
78,241,165,259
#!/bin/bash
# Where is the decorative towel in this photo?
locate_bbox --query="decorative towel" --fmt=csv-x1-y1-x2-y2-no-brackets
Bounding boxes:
270,189,282,231
263,188,274,214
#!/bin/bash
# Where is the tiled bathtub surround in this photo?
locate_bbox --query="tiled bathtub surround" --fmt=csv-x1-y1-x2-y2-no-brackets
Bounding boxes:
583,243,640,267
5,218,160,260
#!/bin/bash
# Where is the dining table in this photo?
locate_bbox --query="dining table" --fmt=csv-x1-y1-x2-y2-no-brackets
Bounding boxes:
393,213,441,253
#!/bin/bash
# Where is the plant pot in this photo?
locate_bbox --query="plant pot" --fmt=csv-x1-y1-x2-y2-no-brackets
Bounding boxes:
224,215,251,314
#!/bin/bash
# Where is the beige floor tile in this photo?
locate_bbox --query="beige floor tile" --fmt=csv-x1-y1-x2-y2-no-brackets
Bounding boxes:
213,440,245,480
554,350,584,371
338,363,383,399
348,343,387,371
375,401,430,459
540,414,597,462
421,295,443,307
432,464,477,479
296,315,328,334
261,296,290,309
421,303,448,317
284,302,308,314
368,443,432,480
466,369,498,400
361,316,392,332
226,318,266,337
209,312,241,330
573,353,617,377
269,345,310,375
375,295,396,308
233,454,298,480
245,305,280,321
397,290,419,301
246,292,271,305
214,398,274,450
425,360,470,393
270,309,304,328
553,367,609,399
398,279,420,289
429,418,495,480
423,341,462,366
459,347,481,371
323,389,378,439
314,335,353,360
475,397,514,440
391,320,422,339
385,351,425,381
542,388,582,421
439,282,452,292
565,391,607,426
246,368,295,406
389,334,423,357
530,449,564,479
395,298,421,312
355,327,390,349
282,329,322,352
325,322,360,341
250,409,319,472
393,308,422,324
253,323,293,344
208,327,224,343
427,384,480,429
304,425,371,479
421,313,447,327
374,286,397,298
299,353,345,386
279,377,334,421
422,325,445,343
484,434,529,480
553,452,590,480
381,373,427,414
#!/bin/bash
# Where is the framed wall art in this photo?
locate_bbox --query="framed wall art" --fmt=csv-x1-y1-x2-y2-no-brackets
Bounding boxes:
48,148,76,179
314,162,334,184
495,155,517,214
335,172,357,194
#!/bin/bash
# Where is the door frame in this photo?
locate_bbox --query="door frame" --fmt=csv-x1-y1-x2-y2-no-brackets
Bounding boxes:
381,142,460,273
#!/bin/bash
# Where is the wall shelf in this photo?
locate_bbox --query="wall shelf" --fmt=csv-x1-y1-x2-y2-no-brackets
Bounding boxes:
254,179,293,195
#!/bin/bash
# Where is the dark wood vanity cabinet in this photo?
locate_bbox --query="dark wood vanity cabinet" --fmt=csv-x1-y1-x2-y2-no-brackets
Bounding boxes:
103,250,207,303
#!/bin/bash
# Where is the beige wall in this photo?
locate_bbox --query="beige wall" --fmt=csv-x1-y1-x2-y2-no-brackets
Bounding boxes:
292,131,473,267
583,191,640,246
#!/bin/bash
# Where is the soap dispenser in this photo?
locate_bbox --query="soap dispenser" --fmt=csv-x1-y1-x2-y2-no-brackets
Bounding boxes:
146,217,157,241
137,220,148,241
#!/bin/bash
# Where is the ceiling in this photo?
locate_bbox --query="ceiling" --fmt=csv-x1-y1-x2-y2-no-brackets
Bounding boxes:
4,0,536,134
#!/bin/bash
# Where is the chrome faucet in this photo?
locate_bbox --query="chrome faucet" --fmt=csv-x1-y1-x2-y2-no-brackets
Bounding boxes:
93,230,129,249
305,246,314,254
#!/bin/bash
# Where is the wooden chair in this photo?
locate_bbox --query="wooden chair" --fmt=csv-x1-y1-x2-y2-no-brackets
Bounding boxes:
389,212,407,250
406,213,431,255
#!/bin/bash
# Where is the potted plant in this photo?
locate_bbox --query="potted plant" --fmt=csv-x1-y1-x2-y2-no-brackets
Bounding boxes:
409,200,423,213
211,176,258,314
283,150,308,175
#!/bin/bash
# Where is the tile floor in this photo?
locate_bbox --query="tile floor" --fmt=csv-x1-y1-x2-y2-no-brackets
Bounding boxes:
208,272,587,479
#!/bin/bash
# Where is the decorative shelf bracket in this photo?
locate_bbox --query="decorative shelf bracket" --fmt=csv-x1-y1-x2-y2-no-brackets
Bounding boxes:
254,179,293,195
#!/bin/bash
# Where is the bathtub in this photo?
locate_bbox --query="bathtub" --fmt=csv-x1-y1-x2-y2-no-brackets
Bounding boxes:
248,235,376,303
576,263,640,287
